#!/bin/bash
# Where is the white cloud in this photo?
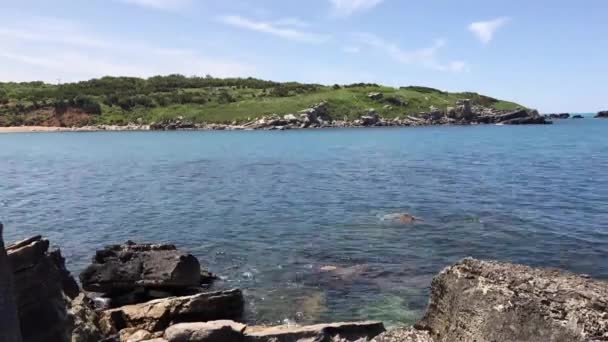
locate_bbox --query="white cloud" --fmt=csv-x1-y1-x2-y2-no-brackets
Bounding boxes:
356,33,467,72
329,0,384,17
469,17,509,44
119,0,191,10
219,15,330,43
0,16,254,82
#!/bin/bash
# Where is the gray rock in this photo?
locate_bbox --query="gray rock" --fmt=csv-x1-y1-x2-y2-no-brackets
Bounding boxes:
415,258,608,342
0,223,23,342
367,92,384,100
246,321,385,342
69,293,105,342
6,234,80,342
100,289,244,334
164,321,246,342
80,241,203,297
371,328,433,342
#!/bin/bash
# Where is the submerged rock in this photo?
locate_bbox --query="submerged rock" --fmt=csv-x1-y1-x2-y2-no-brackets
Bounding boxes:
415,258,608,341
80,241,206,302
380,213,421,224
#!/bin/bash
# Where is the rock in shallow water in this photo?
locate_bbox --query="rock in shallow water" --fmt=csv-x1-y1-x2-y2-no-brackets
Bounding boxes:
0,223,22,342
80,241,207,300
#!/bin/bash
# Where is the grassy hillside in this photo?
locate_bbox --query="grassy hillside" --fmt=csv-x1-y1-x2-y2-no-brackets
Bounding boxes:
0,75,522,126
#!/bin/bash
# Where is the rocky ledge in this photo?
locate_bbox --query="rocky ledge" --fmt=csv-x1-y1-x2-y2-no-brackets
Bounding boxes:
595,110,608,118
147,100,550,131
2,225,607,342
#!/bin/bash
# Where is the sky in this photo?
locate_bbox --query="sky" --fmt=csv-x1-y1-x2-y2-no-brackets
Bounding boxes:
1,0,607,112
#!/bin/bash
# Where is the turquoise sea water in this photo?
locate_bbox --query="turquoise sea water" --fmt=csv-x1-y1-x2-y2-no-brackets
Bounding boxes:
1,115,607,326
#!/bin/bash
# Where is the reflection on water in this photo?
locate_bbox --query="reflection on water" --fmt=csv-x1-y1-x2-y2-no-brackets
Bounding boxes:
1,119,608,325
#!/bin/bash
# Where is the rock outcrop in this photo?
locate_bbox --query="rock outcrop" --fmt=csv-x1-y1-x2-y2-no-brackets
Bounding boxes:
414,258,608,342
544,113,571,119
100,289,244,334
595,111,608,118
0,223,23,342
80,241,209,306
6,234,80,342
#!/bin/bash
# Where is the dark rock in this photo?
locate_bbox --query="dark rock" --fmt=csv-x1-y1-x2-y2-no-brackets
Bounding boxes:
572,115,584,119
497,109,551,125
80,241,203,296
415,258,608,342
69,293,105,342
100,289,244,334
246,321,385,342
385,96,407,107
545,113,570,119
5,234,80,342
595,110,608,118
0,223,23,342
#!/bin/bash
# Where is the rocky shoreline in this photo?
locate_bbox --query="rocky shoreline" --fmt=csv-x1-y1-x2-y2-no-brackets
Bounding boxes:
2,223,607,342
0,99,554,133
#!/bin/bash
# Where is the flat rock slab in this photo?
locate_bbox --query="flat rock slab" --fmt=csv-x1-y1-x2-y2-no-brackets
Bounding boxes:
164,320,247,342
416,258,608,342
246,321,385,342
80,241,202,295
101,289,244,334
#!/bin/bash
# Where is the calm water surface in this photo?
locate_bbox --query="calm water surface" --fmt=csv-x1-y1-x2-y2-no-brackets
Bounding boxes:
1,116,607,326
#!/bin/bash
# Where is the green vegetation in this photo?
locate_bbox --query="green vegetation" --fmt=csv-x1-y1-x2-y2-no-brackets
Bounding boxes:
0,75,523,126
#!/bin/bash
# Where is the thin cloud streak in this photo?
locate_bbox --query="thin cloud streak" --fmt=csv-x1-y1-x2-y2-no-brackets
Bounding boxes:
219,15,330,43
356,33,467,72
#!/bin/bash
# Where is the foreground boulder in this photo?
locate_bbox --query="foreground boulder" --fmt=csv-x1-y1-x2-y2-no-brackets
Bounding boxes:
80,241,206,304
0,223,23,342
246,321,385,342
6,234,81,342
164,320,246,342
415,258,608,342
100,289,244,334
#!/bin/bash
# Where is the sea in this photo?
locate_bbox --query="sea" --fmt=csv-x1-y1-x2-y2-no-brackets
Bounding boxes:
1,114,607,326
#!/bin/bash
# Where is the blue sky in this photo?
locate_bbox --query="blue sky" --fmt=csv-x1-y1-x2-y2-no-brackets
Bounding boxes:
1,0,607,112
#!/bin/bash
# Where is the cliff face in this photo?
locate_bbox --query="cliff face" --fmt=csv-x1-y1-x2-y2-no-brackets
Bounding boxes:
0,224,22,342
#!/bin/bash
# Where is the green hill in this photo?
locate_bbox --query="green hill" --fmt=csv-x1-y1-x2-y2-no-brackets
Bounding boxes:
0,75,522,127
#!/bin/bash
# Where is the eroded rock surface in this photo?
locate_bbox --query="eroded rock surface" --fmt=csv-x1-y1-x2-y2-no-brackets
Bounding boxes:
0,223,22,342
100,289,245,334
416,258,608,342
246,321,385,342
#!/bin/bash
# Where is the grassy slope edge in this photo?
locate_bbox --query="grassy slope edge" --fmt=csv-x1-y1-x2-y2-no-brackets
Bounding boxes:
0,76,523,127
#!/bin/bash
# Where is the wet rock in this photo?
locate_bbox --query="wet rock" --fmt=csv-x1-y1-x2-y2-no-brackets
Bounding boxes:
80,241,203,299
100,289,244,334
380,213,421,224
164,320,246,342
6,234,80,342
415,258,608,342
0,223,23,342
246,321,385,342
572,115,584,119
